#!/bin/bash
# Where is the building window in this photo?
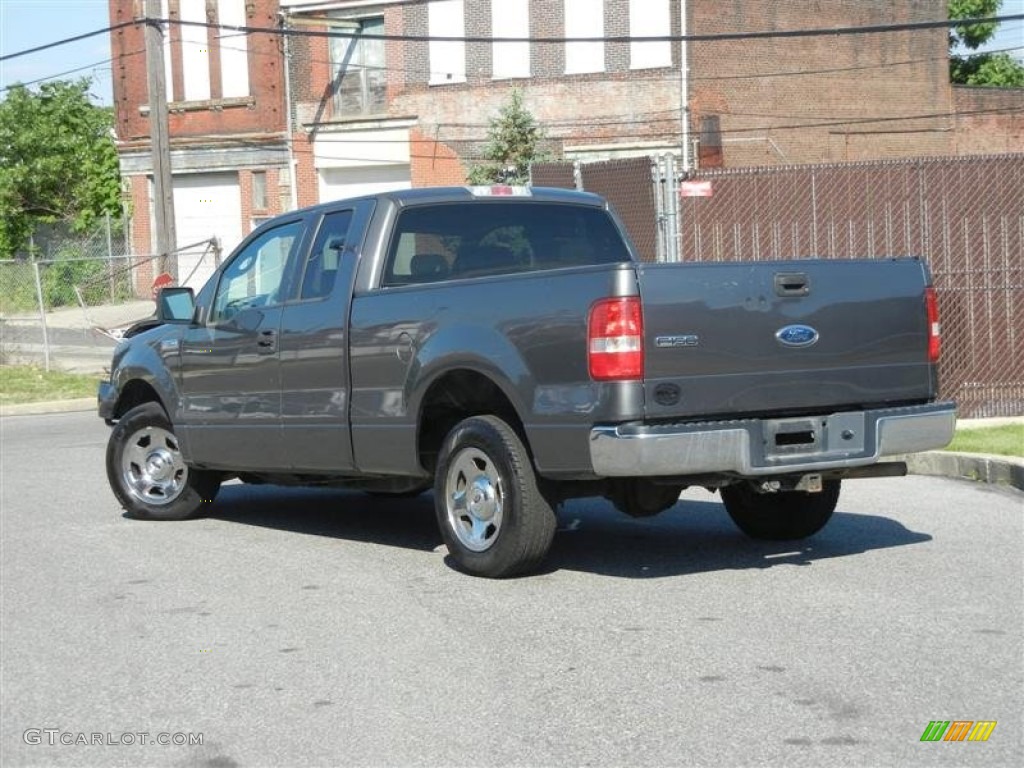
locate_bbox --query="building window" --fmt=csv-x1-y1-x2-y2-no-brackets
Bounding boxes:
219,0,251,98
330,16,387,117
630,0,671,70
429,0,466,85
179,0,211,101
251,171,267,210
492,0,530,80
698,115,724,169
164,0,250,101
565,0,604,75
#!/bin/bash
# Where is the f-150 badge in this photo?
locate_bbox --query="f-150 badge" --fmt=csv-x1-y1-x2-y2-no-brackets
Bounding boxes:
655,335,700,348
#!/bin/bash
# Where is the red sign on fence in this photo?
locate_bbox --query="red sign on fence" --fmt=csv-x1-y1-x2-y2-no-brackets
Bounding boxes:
680,180,714,197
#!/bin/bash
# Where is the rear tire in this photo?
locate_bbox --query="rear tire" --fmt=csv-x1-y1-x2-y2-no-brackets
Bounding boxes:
434,416,556,578
720,479,840,540
106,402,220,520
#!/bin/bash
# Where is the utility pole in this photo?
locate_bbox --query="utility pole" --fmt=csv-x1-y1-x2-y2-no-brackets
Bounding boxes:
142,0,177,279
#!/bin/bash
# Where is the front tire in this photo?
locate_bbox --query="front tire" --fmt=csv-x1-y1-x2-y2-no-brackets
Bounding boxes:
434,416,556,578
106,402,220,520
720,479,840,540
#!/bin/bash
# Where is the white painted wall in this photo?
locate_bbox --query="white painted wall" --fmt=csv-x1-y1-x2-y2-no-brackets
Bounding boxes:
492,0,530,80
171,173,243,290
565,0,604,74
318,166,411,203
161,0,175,101
630,0,672,69
218,0,250,98
180,0,211,102
313,127,412,169
429,0,466,85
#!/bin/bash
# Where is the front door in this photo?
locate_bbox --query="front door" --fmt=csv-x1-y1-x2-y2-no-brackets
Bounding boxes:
179,218,306,471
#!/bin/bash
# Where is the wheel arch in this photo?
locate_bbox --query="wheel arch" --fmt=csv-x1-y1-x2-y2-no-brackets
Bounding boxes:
416,367,528,475
114,378,166,419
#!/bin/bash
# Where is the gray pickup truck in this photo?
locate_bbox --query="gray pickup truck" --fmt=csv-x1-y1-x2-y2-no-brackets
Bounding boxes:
99,186,955,577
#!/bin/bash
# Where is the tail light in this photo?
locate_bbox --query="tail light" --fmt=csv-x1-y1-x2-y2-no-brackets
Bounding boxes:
588,297,643,381
925,286,941,363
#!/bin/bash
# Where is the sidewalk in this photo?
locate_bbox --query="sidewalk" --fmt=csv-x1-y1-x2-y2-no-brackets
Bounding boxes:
1,299,154,332
1,300,155,373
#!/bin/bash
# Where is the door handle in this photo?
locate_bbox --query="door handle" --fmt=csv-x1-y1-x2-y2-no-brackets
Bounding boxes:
257,329,277,354
774,272,810,297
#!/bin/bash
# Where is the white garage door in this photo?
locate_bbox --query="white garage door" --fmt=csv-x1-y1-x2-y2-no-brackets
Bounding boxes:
171,173,243,290
318,165,411,203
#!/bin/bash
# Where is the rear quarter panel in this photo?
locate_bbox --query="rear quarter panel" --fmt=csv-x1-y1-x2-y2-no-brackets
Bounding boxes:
348,264,643,475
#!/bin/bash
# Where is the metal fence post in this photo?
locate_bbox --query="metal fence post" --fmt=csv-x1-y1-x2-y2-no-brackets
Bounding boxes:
670,155,682,263
31,261,51,372
653,157,666,262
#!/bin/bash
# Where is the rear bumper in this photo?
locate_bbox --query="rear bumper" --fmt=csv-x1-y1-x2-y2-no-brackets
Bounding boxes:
589,402,956,477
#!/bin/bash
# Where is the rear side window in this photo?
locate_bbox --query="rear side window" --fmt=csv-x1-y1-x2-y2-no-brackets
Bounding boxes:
382,202,631,286
299,210,353,300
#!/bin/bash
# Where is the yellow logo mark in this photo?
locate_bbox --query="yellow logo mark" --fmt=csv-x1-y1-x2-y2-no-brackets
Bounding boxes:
968,721,997,742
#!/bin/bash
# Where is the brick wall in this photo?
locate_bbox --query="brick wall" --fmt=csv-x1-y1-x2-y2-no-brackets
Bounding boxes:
688,0,954,166
292,132,321,209
953,87,1024,155
109,0,286,144
411,127,468,186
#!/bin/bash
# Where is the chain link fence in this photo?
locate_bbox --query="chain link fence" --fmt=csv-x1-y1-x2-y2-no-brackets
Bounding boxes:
1,230,222,372
681,154,1023,418
533,153,1023,418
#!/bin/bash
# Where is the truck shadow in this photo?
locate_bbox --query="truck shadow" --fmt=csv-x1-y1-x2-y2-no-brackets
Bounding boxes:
546,497,932,579
204,484,932,579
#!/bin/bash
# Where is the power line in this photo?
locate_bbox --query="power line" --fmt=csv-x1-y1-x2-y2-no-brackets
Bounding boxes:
175,12,1024,45
0,20,135,62
3,12,1024,63
0,51,146,93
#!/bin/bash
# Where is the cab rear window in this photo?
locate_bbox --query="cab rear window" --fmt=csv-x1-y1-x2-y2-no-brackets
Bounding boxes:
382,202,631,286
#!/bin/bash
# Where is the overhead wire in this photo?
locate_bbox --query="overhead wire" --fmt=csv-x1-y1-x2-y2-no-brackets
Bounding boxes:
3,12,1017,155
3,12,1024,62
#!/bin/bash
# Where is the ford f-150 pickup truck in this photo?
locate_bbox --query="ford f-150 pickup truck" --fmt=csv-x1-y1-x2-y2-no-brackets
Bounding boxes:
99,186,955,577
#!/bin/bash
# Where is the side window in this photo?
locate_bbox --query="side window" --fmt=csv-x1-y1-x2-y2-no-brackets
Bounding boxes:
300,210,354,300
211,220,303,323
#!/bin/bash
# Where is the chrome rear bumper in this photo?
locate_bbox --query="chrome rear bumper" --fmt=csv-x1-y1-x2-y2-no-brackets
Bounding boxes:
589,402,956,477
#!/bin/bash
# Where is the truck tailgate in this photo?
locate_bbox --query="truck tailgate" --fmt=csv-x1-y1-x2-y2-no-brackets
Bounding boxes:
636,259,936,420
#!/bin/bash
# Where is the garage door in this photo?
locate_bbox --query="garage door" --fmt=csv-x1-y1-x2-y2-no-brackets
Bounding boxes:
318,165,411,203
171,173,243,290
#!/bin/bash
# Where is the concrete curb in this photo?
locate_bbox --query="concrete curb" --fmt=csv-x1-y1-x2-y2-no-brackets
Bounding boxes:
896,451,1024,493
1,400,1021,492
0,398,96,418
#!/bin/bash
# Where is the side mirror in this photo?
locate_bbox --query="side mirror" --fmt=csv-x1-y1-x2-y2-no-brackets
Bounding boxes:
157,287,196,324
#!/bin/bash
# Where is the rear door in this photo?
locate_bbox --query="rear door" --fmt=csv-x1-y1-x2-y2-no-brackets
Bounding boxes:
178,217,308,470
277,201,375,471
637,259,935,420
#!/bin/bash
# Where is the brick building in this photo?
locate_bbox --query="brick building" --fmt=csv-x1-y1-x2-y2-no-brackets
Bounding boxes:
111,0,1022,278
109,0,289,288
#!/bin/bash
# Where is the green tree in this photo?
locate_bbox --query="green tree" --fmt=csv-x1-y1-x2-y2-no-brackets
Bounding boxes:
0,78,122,258
467,90,550,185
949,0,1024,86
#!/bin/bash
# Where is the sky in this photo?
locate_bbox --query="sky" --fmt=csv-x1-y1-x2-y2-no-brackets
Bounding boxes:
1,0,1023,107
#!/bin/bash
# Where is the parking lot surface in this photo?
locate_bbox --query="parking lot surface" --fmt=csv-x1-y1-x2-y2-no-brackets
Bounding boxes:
1,412,1021,767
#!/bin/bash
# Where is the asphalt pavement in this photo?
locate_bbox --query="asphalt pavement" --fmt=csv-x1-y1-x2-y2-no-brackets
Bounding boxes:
0,411,1021,767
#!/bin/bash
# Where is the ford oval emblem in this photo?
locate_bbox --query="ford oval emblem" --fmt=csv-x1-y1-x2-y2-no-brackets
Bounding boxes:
776,324,819,348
